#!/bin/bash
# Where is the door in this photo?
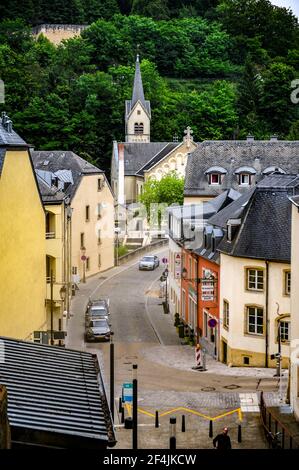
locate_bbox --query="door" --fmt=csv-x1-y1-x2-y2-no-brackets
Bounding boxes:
222,340,227,364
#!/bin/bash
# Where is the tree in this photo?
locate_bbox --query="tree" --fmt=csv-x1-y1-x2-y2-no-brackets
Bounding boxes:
139,173,184,227
131,0,170,20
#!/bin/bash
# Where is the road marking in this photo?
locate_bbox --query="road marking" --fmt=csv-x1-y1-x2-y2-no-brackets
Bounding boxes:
124,403,242,422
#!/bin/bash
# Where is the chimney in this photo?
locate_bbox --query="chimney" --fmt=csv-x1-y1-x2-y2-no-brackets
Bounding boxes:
270,135,278,142
246,135,255,142
1,112,13,133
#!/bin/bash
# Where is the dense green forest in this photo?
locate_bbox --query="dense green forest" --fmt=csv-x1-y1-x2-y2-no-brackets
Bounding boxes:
0,0,298,172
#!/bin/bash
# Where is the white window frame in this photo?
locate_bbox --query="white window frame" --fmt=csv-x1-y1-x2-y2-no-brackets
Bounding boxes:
209,173,221,185
280,321,290,342
247,306,264,335
223,300,229,329
239,173,251,186
247,268,264,291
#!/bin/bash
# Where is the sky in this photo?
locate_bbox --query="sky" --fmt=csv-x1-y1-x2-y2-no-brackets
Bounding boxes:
270,0,299,17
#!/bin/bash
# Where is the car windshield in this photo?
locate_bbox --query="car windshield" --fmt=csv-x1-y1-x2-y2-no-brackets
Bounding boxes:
90,320,107,327
142,257,154,261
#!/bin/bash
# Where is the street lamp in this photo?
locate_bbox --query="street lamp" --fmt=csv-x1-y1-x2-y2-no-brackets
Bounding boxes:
132,364,138,450
115,227,121,267
81,246,86,283
59,285,67,302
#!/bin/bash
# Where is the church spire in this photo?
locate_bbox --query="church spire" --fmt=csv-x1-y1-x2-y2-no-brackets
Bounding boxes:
131,54,146,108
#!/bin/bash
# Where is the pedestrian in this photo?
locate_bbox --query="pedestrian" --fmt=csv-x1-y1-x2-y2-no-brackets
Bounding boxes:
213,427,232,449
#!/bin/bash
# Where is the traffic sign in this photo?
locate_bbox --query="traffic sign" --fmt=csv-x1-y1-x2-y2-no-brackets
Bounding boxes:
81,255,87,261
122,382,133,402
208,318,217,328
162,257,168,264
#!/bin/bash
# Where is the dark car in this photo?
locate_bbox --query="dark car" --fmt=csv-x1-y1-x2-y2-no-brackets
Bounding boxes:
85,299,109,326
139,255,160,271
85,318,111,342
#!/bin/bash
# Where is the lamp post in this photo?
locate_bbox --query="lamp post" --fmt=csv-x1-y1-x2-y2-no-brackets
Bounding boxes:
132,364,138,450
81,246,86,283
110,332,115,422
115,227,121,267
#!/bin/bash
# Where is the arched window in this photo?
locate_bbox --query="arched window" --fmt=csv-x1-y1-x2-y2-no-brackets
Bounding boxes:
134,123,144,135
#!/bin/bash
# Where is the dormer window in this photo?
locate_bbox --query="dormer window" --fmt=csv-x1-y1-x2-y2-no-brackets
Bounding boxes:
239,173,251,185
134,122,144,135
205,166,227,186
210,173,220,185
235,166,256,186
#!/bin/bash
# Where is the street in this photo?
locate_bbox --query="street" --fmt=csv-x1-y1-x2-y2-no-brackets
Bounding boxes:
66,247,284,449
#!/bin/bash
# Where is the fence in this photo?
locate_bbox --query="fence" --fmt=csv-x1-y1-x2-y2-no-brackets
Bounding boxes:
260,391,299,449
118,239,168,265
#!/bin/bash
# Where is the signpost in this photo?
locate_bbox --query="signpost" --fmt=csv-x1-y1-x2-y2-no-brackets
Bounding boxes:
174,253,181,279
162,257,168,265
208,318,217,329
122,383,133,403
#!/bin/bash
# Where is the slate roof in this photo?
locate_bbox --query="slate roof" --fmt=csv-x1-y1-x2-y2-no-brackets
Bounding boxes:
120,142,170,176
215,188,292,262
36,173,65,204
31,150,103,200
125,55,151,117
136,142,179,175
208,188,255,229
0,148,5,176
0,122,27,148
289,195,299,207
184,140,299,197
257,174,299,189
0,336,116,449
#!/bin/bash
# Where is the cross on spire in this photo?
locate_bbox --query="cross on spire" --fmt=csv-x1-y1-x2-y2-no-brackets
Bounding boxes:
184,126,194,148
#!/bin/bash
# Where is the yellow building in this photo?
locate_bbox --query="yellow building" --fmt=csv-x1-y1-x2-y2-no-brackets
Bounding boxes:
289,195,299,420
208,176,295,367
0,113,47,340
35,174,72,345
31,151,114,282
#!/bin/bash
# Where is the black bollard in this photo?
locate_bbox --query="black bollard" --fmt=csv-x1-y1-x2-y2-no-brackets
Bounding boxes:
155,411,159,428
238,424,242,443
121,406,125,424
209,420,213,438
119,397,122,413
169,417,177,450
182,415,186,433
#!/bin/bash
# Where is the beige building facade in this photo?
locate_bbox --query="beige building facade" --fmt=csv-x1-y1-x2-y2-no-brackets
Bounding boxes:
290,198,299,420
220,254,291,368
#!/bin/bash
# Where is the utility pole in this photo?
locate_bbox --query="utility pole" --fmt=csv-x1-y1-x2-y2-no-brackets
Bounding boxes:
50,270,54,346
110,332,115,421
132,364,138,450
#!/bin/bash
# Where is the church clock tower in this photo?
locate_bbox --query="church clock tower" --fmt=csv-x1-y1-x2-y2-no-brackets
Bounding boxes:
125,55,151,143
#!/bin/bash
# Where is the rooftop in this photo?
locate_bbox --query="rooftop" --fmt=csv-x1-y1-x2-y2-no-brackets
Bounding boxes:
0,337,116,449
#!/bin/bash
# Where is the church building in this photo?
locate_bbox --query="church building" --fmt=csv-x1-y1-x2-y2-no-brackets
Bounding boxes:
111,55,197,206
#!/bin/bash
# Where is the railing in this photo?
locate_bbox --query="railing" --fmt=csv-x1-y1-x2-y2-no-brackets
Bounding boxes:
46,276,56,284
260,391,299,449
46,232,55,239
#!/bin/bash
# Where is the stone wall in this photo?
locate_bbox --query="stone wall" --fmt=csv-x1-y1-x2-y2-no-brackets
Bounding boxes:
32,24,88,45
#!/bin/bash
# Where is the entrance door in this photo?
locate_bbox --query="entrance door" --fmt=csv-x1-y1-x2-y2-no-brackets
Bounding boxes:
222,340,227,364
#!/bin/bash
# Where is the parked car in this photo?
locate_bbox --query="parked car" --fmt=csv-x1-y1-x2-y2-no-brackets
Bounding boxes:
85,318,111,342
139,255,160,271
85,299,109,326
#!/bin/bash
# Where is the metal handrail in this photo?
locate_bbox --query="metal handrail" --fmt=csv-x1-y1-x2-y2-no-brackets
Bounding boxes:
46,232,55,239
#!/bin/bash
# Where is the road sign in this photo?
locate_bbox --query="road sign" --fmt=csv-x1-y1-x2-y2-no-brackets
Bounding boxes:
122,382,133,402
208,318,217,328
162,257,168,264
81,255,87,261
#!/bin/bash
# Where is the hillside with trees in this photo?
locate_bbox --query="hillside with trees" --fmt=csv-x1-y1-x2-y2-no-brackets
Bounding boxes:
0,0,298,172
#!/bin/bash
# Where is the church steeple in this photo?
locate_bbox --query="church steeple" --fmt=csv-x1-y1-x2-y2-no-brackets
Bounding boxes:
125,55,151,143
131,54,146,109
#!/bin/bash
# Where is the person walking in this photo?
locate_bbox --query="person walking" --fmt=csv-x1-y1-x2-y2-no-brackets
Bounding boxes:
213,427,232,449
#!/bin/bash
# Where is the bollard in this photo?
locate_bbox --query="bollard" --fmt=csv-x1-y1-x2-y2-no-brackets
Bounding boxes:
121,406,125,424
238,424,242,443
209,420,213,438
169,417,177,450
182,415,186,432
119,397,122,414
155,411,159,428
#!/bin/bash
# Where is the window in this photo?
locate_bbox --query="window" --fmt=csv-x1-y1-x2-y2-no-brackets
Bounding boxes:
209,173,221,185
247,306,264,335
239,174,251,185
98,178,104,191
189,257,192,279
85,205,90,221
137,110,141,115
284,271,291,295
80,233,84,249
98,229,101,245
72,267,77,275
86,257,90,271
204,312,208,338
134,122,144,135
188,296,197,330
280,321,290,342
98,254,101,268
247,268,264,291
223,300,229,329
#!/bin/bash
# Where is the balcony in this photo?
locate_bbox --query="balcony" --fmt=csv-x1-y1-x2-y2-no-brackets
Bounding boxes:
46,232,56,239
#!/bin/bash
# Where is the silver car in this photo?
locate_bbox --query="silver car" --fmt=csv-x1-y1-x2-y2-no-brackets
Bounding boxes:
85,318,111,342
139,255,160,271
